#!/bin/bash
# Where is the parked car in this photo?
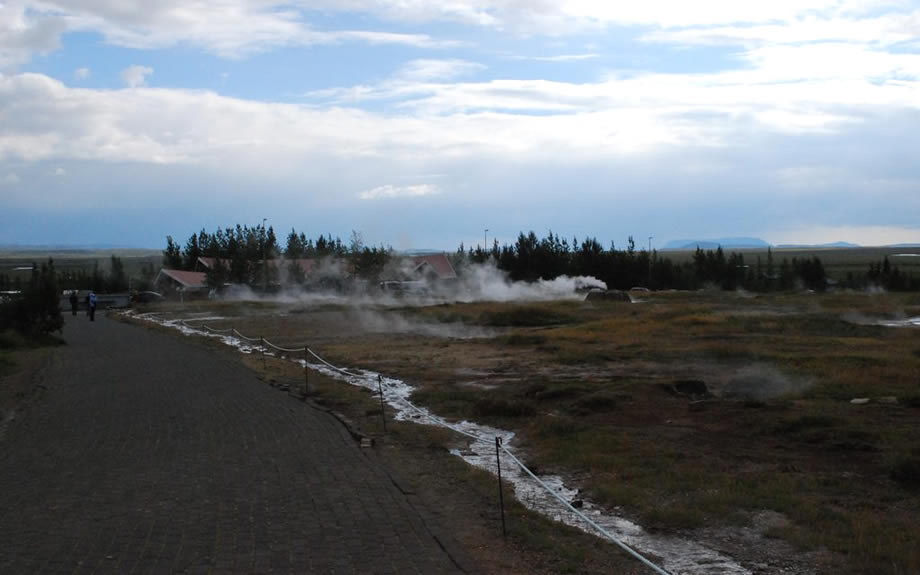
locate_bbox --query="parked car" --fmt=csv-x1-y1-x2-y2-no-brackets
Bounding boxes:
132,291,164,303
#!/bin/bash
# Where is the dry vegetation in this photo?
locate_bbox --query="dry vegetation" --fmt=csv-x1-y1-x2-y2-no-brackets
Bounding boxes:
141,290,920,574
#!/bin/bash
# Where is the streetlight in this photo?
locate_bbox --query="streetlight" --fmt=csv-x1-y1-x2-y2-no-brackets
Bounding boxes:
262,218,268,293
484,228,489,251
648,236,654,289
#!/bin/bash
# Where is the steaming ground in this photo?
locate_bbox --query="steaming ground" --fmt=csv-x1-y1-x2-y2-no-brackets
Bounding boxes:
219,262,607,307
204,264,608,340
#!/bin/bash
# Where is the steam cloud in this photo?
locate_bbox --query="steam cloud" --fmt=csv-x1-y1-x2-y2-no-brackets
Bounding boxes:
216,259,607,307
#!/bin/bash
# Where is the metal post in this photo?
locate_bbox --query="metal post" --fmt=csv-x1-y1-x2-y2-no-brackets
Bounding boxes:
648,236,653,289
377,374,387,432
262,218,268,294
496,437,507,539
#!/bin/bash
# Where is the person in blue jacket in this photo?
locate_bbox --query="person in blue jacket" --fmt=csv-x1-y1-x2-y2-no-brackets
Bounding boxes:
88,291,97,321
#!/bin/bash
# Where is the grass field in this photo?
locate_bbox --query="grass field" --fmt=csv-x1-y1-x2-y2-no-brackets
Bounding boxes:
138,287,920,574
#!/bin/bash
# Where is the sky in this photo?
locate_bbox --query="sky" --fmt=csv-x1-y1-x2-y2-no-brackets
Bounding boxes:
1,1,919,251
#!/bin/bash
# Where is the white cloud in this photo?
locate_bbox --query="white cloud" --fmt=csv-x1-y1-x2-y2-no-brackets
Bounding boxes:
304,41,920,137
643,10,920,47
74,67,90,80
2,35,917,170
530,53,599,62
358,184,441,199
397,59,485,81
0,2,65,70
0,1,458,65
2,172,20,185
120,65,152,88
329,30,460,50
1,1,915,72
53,166,65,176
1,70,917,246
291,0,906,34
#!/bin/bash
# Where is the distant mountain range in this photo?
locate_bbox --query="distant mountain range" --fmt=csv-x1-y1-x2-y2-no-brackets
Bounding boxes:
0,244,149,251
775,241,861,249
661,238,870,250
662,237,770,250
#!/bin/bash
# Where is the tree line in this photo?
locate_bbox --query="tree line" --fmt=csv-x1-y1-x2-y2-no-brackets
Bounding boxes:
454,231,919,292
163,226,393,287
156,225,918,293
0,256,144,294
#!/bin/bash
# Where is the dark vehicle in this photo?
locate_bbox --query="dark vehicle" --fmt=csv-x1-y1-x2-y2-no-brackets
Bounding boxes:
132,291,164,303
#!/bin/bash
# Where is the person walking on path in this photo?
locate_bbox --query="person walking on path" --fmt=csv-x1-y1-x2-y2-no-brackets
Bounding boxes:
69,290,78,316
88,291,97,321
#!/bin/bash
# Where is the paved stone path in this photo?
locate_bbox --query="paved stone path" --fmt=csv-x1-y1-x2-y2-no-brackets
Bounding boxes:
0,313,471,574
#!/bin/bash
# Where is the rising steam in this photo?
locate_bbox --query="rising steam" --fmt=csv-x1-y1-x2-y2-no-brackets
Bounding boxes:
214,259,606,307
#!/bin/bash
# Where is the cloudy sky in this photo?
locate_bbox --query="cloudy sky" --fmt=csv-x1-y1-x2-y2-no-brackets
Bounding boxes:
1,1,919,250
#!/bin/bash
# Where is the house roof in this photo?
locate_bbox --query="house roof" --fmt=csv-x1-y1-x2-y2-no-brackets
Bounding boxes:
411,254,457,279
157,268,208,289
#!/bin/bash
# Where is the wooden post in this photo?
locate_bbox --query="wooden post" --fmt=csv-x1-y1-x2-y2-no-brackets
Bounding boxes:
377,374,387,432
303,346,310,401
260,336,266,371
496,437,507,539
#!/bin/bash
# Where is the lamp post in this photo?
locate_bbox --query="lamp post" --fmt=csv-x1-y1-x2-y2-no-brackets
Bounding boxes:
648,236,653,289
262,218,268,294
484,228,489,252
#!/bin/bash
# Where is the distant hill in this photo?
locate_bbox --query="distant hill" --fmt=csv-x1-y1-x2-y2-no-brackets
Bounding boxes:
398,249,446,255
0,244,154,251
0,245,160,258
775,241,861,249
662,237,770,251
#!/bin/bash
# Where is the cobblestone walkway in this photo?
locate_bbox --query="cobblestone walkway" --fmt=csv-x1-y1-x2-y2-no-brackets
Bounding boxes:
0,313,470,574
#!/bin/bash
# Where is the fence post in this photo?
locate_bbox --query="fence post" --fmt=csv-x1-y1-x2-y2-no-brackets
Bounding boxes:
377,374,387,432
303,346,310,401
496,436,507,539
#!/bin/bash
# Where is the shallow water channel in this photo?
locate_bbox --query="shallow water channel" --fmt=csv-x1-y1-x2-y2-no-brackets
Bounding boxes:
879,317,920,327
139,312,752,575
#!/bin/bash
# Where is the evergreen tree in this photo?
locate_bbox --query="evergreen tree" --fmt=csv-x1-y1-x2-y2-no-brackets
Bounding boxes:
163,236,183,268
183,232,202,270
205,257,229,290
108,256,129,292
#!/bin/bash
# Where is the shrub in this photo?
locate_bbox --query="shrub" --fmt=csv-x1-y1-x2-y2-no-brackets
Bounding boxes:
890,456,920,490
0,259,63,337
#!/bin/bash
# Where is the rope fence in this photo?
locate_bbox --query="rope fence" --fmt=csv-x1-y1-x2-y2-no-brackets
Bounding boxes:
169,315,672,575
